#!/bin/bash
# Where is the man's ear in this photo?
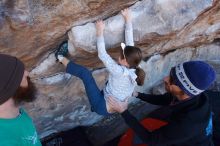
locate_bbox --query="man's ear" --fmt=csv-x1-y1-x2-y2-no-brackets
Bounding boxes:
173,85,189,98
178,90,186,96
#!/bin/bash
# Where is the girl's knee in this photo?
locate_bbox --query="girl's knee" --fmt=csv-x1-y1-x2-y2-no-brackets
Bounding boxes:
80,68,93,78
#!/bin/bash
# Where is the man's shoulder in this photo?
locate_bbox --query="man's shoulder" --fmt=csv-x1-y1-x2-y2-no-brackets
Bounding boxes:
19,108,33,121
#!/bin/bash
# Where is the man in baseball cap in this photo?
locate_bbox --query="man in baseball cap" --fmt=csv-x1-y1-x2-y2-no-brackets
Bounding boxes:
108,60,216,146
0,54,42,146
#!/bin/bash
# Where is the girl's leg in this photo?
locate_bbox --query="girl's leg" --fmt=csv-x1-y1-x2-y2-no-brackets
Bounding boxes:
60,57,70,67
66,60,110,116
55,41,110,115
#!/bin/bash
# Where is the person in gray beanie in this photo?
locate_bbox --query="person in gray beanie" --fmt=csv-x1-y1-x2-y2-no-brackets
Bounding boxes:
0,54,42,146
108,60,216,146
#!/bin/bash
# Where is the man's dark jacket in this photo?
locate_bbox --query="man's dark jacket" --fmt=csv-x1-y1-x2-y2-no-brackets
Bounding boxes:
121,92,214,146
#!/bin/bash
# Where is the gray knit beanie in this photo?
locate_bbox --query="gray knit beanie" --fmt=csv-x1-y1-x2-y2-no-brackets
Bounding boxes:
0,54,24,104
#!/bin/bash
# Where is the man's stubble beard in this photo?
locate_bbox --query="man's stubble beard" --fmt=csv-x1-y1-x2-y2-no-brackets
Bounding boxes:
13,77,37,105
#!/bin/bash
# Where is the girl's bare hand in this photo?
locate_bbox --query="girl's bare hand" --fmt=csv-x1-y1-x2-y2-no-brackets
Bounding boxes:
96,20,105,36
121,8,132,22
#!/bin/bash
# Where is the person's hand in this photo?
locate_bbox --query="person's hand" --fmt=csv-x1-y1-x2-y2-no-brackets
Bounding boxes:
106,96,129,113
121,8,132,22
132,91,139,97
96,20,105,36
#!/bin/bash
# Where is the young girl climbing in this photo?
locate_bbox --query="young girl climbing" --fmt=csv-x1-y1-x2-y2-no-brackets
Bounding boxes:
55,8,145,116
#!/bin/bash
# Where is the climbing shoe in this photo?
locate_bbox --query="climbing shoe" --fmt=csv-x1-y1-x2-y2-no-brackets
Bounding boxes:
55,40,68,61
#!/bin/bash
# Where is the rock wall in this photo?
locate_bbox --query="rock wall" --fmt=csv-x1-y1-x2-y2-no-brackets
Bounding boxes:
69,0,214,52
0,0,220,145
0,0,137,68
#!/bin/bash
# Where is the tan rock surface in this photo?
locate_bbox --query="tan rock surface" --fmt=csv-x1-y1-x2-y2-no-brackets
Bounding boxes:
0,0,137,68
